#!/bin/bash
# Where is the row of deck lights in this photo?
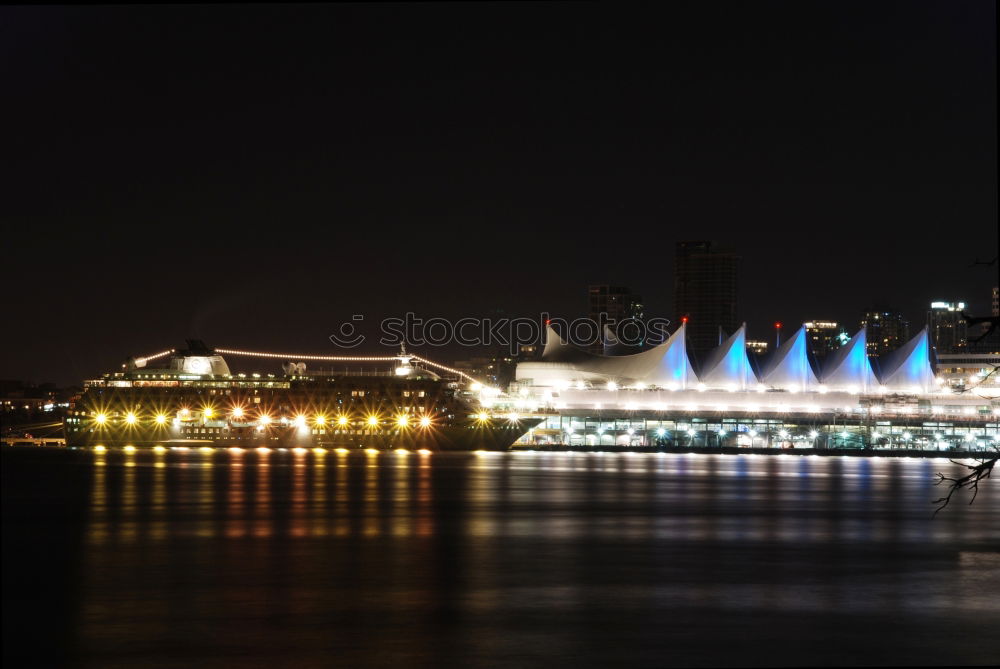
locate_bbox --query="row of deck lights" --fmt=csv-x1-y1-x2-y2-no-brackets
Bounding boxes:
90,410,433,429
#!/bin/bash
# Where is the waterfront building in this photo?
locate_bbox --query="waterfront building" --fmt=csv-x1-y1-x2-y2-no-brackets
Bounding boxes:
674,241,739,357
860,308,909,357
936,351,1000,392
507,321,998,451
927,301,968,353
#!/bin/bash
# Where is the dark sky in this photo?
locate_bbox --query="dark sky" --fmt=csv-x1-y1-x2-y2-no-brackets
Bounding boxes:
2,2,997,385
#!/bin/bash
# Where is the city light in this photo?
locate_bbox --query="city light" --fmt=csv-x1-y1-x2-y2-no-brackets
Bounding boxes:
232,407,244,419
337,415,349,426
315,415,326,426
367,415,379,427
125,412,137,425
419,416,432,428
155,413,167,425
396,414,410,428
259,414,272,425
95,413,107,425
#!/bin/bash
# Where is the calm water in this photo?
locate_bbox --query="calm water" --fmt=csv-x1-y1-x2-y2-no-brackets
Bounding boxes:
3,447,999,667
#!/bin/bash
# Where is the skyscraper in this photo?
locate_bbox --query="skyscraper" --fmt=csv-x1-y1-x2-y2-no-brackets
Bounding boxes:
674,241,739,357
859,308,910,358
804,320,848,359
927,301,968,353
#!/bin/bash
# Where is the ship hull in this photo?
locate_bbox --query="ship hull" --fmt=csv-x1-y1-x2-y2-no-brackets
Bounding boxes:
65,421,539,451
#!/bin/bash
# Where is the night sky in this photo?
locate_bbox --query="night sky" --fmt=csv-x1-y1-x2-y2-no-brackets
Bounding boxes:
2,2,996,385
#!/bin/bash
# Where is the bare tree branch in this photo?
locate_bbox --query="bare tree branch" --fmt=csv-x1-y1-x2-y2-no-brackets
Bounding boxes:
933,454,997,515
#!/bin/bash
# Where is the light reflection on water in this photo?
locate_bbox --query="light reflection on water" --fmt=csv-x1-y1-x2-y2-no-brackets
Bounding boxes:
18,449,1000,666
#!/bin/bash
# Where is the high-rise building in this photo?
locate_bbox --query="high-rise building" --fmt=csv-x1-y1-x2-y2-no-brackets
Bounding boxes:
587,285,643,353
859,308,909,358
927,301,968,354
803,320,848,359
674,241,739,356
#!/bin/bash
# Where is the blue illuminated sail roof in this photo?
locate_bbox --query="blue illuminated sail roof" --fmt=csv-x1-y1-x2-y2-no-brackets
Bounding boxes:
760,325,819,390
821,327,880,392
878,327,937,392
699,323,757,390
537,323,698,388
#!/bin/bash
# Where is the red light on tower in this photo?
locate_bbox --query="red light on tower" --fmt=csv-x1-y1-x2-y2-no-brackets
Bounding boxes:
774,321,782,330
774,322,782,348
681,316,689,324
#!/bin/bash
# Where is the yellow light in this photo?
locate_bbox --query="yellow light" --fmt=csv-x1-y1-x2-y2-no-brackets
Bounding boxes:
200,446,213,453
367,415,379,427
123,445,136,453
396,448,409,454
125,412,137,425
93,445,106,453
337,415,349,426
476,412,489,422
95,413,107,425
312,447,327,454
315,415,326,426
294,415,307,428
203,407,214,418
180,408,190,416
418,449,432,455
229,447,243,454
153,445,167,453
365,448,379,455
155,413,167,425
335,448,349,454
256,447,271,454
396,414,410,428
232,407,244,419
293,447,308,454
419,416,432,428
259,414,272,425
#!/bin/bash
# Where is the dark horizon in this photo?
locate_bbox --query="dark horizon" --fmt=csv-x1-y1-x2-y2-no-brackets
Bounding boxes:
2,2,997,385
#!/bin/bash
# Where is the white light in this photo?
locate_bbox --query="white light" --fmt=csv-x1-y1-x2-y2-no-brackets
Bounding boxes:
634,382,646,390
718,429,727,437
696,383,707,392
606,381,618,391
627,428,636,436
656,428,665,436
470,382,482,392
748,430,758,438
687,429,697,437
809,431,818,439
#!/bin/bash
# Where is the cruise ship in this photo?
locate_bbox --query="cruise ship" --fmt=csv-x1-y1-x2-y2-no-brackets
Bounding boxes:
65,341,537,450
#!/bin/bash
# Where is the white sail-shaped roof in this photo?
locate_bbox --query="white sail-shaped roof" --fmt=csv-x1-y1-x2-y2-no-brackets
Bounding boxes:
879,327,937,393
760,325,819,391
820,327,880,392
518,324,698,388
698,323,756,390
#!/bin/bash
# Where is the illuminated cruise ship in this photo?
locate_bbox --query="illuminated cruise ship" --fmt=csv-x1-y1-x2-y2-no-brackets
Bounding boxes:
65,341,537,450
